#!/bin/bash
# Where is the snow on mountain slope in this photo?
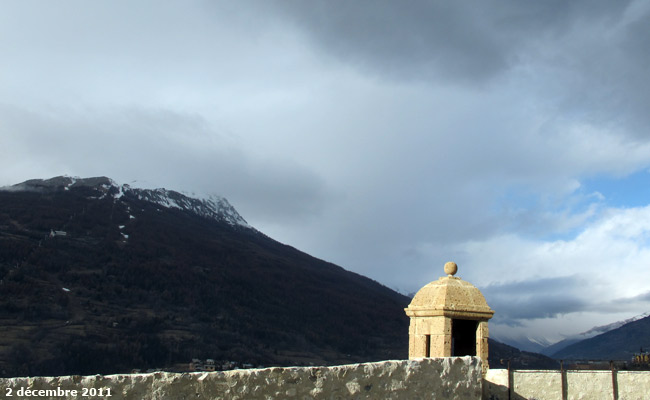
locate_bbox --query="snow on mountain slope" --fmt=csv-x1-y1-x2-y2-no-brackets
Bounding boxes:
2,176,252,229
580,312,650,337
128,187,251,228
540,312,650,356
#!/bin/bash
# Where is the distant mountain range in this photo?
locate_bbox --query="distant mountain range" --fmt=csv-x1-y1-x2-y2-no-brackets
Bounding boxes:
495,313,650,361
539,313,650,357
551,314,650,361
494,335,552,355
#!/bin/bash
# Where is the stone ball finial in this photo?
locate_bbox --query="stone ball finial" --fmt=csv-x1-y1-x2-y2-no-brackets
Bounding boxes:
444,261,458,276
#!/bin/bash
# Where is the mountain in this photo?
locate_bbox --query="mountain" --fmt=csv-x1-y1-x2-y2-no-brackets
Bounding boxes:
0,176,558,377
580,313,650,338
540,313,650,357
492,335,552,354
0,176,410,377
541,338,582,357
488,339,558,370
495,314,650,358
10,176,250,228
551,314,650,360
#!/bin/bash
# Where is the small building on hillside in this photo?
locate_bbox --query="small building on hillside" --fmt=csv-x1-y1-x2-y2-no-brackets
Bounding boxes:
50,229,68,237
189,359,203,371
634,350,650,366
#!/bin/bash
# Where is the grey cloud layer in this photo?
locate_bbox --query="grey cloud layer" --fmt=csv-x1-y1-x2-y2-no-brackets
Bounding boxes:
273,0,650,136
272,0,632,82
481,276,589,325
0,105,328,223
483,276,650,326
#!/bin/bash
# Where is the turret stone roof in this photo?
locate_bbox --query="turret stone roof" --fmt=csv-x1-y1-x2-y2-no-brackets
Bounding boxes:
405,262,494,319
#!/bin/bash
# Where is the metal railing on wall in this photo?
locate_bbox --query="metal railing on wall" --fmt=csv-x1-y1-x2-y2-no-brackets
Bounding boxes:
500,359,627,400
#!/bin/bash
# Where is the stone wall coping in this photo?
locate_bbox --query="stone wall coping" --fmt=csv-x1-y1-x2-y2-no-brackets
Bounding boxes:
1,357,484,400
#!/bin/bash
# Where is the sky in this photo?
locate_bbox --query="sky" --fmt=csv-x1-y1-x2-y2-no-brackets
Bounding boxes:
2,0,650,345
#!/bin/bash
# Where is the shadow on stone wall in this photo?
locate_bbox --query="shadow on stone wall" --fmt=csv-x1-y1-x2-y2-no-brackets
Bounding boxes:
482,372,529,400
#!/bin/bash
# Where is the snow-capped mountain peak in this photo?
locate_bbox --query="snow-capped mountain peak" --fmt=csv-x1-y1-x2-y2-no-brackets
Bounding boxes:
2,176,251,229
128,186,251,228
578,312,650,338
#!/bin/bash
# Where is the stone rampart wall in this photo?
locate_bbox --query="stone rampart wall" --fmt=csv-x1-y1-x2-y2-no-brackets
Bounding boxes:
484,368,650,400
0,357,481,400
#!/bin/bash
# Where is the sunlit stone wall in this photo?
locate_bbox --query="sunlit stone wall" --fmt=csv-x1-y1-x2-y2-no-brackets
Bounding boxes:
0,357,482,400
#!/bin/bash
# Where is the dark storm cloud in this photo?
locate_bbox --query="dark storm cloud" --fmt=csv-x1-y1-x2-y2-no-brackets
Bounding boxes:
484,276,650,326
272,0,650,138
271,0,632,84
606,10,650,137
481,276,589,324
